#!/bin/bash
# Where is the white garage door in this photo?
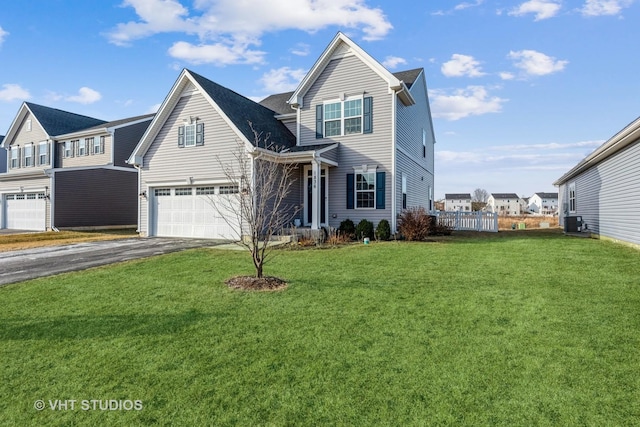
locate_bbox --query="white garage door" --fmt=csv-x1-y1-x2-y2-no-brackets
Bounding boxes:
5,193,47,230
152,186,240,239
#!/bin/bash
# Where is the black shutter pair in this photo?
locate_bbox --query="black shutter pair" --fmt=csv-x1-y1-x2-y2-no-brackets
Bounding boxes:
316,97,373,139
346,171,385,210
178,123,205,147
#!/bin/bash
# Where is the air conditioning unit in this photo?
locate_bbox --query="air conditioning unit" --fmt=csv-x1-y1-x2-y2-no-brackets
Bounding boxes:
564,216,583,232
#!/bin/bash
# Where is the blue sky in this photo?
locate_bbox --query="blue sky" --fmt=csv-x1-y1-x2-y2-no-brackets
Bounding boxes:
1,0,638,199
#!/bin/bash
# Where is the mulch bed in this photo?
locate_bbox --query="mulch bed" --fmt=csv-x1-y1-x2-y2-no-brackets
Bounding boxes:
225,275,288,291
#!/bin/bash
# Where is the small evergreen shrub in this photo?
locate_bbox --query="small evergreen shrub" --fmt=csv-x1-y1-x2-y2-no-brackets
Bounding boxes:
376,219,391,241
338,218,356,239
397,207,431,241
355,219,375,241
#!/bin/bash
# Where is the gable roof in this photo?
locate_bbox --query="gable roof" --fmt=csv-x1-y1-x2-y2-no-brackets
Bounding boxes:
392,68,422,89
491,193,520,199
533,192,558,199
288,32,415,107
129,69,296,165
1,102,106,149
445,193,471,199
554,116,640,186
56,113,155,139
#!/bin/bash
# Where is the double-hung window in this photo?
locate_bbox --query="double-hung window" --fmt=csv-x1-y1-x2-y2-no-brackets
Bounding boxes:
64,141,74,158
10,147,19,169
38,142,48,165
77,139,87,156
93,137,103,154
323,97,363,137
24,144,34,167
568,182,576,212
178,122,204,147
355,171,375,209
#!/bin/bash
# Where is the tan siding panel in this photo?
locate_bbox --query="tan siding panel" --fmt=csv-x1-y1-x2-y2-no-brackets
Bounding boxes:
57,134,112,168
6,112,50,174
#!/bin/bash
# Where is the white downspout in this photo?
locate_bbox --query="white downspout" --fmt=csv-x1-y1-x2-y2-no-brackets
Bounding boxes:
134,164,142,235
391,89,398,234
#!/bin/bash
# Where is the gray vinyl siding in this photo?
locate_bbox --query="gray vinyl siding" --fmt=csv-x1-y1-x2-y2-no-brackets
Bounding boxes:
0,175,51,229
300,54,395,229
395,72,435,213
560,139,640,245
57,134,112,168
6,112,50,173
320,147,338,164
139,93,249,235
113,120,152,167
54,168,137,227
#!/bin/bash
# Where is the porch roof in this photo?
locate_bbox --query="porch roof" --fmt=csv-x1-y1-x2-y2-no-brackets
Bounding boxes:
255,143,338,166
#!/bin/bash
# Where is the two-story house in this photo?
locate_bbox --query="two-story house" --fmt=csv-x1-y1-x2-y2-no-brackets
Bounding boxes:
0,102,153,230
128,32,436,239
487,193,521,216
444,193,472,212
528,192,558,216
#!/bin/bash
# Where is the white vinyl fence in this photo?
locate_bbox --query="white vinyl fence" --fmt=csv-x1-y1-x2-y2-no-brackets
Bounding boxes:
436,211,498,232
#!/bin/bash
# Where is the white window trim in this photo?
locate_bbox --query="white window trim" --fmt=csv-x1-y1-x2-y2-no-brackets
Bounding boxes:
64,141,74,158
568,182,576,213
354,167,376,209
10,147,19,169
402,173,407,209
323,96,363,138
184,123,196,147
24,144,34,167
93,137,102,154
78,139,87,156
38,142,48,165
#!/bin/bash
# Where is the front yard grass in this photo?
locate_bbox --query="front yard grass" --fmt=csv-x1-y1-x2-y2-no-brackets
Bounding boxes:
1,230,638,425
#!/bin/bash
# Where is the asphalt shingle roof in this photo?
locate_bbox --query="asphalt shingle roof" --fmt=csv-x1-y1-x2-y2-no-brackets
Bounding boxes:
26,102,106,136
81,113,155,132
445,193,471,199
393,68,422,89
284,143,336,153
259,92,295,115
188,70,295,151
491,193,520,199
534,192,558,199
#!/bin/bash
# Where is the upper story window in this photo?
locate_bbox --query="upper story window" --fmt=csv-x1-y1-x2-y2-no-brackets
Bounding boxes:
93,137,103,154
10,147,19,168
316,96,372,139
64,141,74,158
24,144,34,167
422,129,427,158
402,174,407,209
38,142,48,165
77,139,87,156
178,122,204,148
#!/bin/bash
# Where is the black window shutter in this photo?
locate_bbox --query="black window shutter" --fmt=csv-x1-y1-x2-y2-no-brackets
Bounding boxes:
316,105,323,139
346,173,354,209
376,171,385,209
196,123,204,146
178,126,185,147
363,96,373,134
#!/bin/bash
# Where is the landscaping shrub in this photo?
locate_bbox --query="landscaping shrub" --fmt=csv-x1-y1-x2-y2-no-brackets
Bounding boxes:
376,219,391,241
355,219,374,241
338,219,356,239
398,207,431,241
326,227,352,246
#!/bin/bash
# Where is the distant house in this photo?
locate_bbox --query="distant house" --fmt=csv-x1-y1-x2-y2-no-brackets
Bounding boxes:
554,116,640,246
487,193,521,216
444,193,471,211
528,192,558,216
0,102,153,230
128,32,436,238
0,136,5,174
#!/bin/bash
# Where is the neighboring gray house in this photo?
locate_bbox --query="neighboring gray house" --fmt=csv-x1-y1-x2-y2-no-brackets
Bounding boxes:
0,136,5,174
128,32,436,239
554,116,640,247
528,192,558,215
444,193,472,212
0,102,153,230
487,193,521,216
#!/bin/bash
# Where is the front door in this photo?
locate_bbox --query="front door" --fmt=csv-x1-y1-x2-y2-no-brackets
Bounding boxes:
305,166,327,226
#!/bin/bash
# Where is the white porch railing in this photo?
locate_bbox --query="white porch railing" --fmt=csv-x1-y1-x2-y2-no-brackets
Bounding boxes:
436,211,498,232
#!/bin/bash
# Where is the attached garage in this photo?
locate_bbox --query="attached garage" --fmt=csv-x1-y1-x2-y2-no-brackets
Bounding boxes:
150,186,240,239
4,192,47,230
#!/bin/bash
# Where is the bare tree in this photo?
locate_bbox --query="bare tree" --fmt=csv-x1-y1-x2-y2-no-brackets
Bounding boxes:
472,188,489,211
209,126,299,278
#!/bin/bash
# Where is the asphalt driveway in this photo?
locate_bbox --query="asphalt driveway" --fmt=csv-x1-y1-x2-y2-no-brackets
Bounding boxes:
0,237,230,286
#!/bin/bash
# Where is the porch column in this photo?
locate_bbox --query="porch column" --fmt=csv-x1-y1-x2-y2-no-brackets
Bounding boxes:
311,158,321,229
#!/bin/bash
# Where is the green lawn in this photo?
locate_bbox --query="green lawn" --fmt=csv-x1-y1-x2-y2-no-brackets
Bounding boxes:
1,230,639,426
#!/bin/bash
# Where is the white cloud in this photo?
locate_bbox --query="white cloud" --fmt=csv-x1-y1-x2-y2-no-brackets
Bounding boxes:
106,0,393,65
66,87,102,104
508,50,568,76
441,54,486,78
147,103,162,113
455,0,484,10
430,86,507,121
290,43,310,56
259,67,306,94
509,1,562,20
499,71,515,80
489,140,604,151
581,0,634,16
382,56,407,69
0,84,30,101
0,26,8,46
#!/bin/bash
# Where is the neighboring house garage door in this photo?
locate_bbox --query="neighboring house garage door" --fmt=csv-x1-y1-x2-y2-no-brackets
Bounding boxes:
5,193,47,230
151,186,240,239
